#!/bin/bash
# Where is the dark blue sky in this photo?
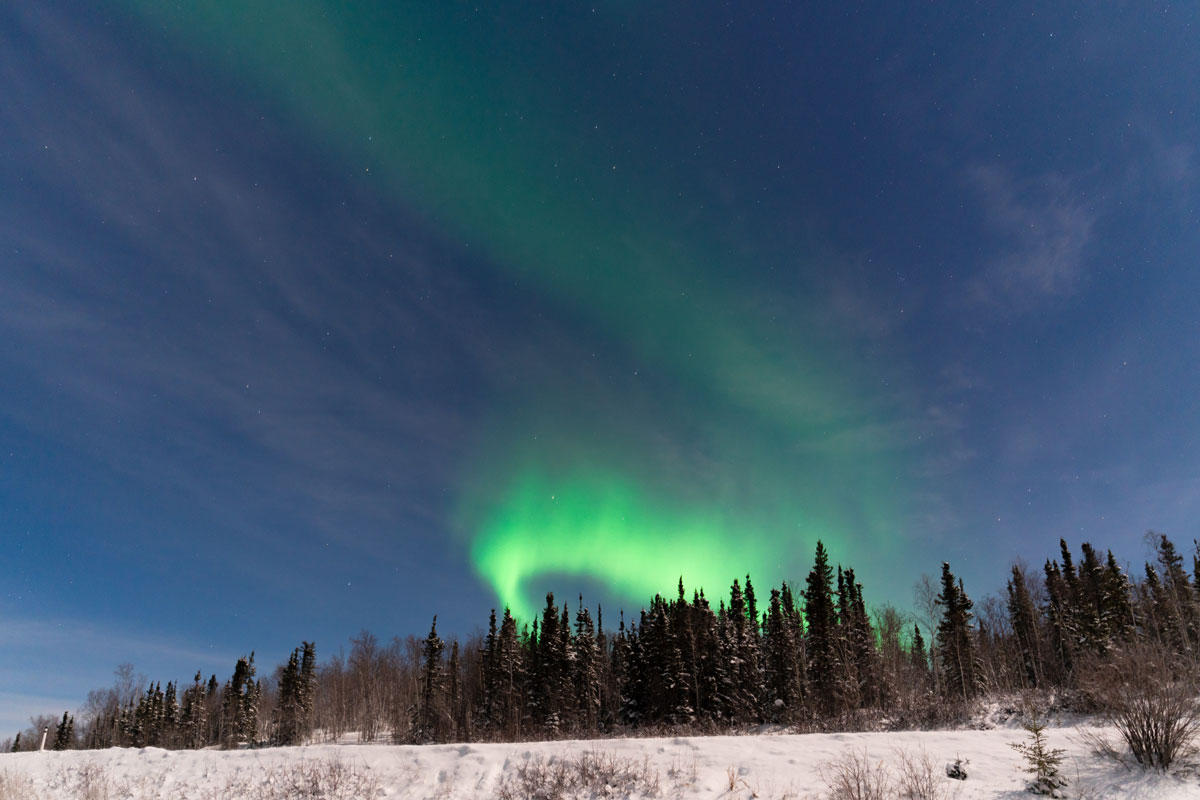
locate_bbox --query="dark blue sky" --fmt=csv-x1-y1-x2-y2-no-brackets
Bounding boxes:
2,1,1198,732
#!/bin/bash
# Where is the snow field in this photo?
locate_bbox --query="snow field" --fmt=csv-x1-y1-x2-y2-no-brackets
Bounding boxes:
1,726,1198,799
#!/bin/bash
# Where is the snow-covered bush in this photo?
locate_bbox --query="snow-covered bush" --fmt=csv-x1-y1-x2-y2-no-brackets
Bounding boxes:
494,749,660,800
264,756,383,800
817,748,891,800
53,762,123,800
893,747,950,799
0,770,41,800
1092,643,1200,771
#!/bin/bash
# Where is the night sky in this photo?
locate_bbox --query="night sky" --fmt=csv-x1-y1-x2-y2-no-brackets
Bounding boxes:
2,2,1198,733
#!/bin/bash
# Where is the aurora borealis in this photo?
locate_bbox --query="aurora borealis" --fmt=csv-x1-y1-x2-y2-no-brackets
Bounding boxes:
3,0,1200,733
107,0,904,613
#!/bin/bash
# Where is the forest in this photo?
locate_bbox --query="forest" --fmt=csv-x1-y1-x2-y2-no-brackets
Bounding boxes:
6,532,1198,752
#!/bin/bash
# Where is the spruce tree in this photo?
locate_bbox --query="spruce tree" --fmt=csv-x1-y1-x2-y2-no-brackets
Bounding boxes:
276,649,303,745
298,642,317,741
1154,532,1197,651
532,593,565,732
494,608,524,739
910,625,928,672
764,587,802,721
804,541,839,717
1043,560,1073,679
664,596,696,726
163,681,178,747
1101,552,1134,643
690,589,725,723
1007,565,1042,687
572,603,602,733
53,712,73,751
448,641,464,740
1009,707,1067,795
935,562,978,701
244,658,260,746
478,609,499,733
845,571,881,708
726,579,760,722
622,616,647,726
414,616,446,743
180,671,207,749
1143,564,1173,647
610,613,633,727
556,603,577,727
221,654,258,748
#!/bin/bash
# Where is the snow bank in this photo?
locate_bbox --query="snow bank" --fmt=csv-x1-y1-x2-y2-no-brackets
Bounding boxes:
1,726,1197,798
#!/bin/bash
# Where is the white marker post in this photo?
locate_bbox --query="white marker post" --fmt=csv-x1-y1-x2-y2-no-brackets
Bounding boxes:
39,726,48,751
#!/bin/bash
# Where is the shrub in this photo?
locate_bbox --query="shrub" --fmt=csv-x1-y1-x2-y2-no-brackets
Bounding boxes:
52,762,122,800
818,748,891,800
0,770,41,800
1091,642,1200,771
494,749,660,800
893,747,949,800
266,756,383,800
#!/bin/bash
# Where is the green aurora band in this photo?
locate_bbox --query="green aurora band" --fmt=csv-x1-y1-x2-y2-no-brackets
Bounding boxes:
120,1,909,616
471,470,794,622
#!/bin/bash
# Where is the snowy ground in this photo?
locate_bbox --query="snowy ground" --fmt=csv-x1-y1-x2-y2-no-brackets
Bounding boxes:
1,726,1197,799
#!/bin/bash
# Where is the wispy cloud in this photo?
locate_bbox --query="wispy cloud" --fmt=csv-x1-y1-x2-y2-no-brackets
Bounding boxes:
964,164,1096,310
0,3,507,566
0,613,236,735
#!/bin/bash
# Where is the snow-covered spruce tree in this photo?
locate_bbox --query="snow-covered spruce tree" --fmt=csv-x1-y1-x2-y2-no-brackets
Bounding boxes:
476,608,499,735
724,580,753,723
1153,532,1198,652
1076,543,1109,653
1101,551,1134,643
1007,564,1043,689
669,582,702,727
275,648,303,745
413,616,446,743
448,640,464,740
844,569,882,709
1043,559,1074,682
764,587,802,722
638,598,671,724
52,712,73,751
804,540,839,718
834,566,860,712
178,672,207,749
530,593,566,734
780,582,808,705
936,562,978,702
556,603,578,729
910,622,927,669
740,575,763,722
609,612,635,728
493,608,525,739
220,653,258,748
163,681,179,747
572,602,602,733
689,589,726,724
1009,706,1067,795
298,641,317,740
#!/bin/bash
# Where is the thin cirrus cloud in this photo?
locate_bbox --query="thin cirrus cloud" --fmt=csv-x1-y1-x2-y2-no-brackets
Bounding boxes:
0,3,501,559
964,164,1097,311
0,614,234,736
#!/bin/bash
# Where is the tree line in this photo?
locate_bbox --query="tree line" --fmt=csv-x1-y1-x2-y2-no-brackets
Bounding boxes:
6,532,1200,751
